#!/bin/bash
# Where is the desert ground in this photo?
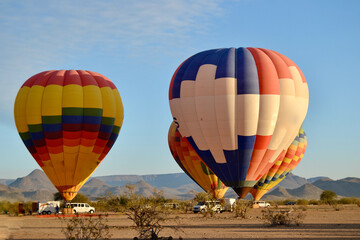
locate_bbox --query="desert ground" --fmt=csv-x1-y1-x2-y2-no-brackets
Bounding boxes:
0,205,359,240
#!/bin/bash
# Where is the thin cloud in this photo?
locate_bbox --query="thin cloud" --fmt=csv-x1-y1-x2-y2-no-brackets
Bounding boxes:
0,0,223,122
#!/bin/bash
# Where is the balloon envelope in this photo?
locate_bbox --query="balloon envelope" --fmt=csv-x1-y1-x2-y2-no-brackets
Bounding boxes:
169,47,309,198
168,122,228,199
251,129,307,200
14,70,124,201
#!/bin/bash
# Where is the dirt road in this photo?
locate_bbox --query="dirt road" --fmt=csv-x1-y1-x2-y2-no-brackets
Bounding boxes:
1,205,359,239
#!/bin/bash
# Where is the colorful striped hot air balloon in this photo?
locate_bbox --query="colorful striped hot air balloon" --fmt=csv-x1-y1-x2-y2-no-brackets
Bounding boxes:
14,70,124,201
168,122,228,199
251,129,307,200
169,47,309,198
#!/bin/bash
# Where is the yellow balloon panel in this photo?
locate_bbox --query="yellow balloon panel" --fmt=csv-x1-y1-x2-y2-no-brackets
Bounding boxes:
168,122,228,199
251,129,307,200
14,70,124,201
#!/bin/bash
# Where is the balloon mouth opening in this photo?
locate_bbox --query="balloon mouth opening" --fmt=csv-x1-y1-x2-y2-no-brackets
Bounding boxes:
233,187,252,199
56,185,79,201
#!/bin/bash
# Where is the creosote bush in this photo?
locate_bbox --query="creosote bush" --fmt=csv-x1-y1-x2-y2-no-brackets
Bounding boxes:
337,197,360,205
309,200,320,205
262,209,306,226
192,191,214,203
123,184,172,240
177,200,193,213
0,201,33,215
60,213,111,240
320,190,337,205
234,200,251,219
296,199,309,205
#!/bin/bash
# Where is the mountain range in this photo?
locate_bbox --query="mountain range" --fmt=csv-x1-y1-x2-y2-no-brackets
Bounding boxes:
0,169,359,202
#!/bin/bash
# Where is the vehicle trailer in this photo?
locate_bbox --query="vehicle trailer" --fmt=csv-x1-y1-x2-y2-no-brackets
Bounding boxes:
38,201,60,215
221,198,236,212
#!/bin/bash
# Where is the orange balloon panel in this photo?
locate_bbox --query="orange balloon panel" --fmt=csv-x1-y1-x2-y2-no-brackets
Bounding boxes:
169,47,309,198
14,70,124,201
251,129,307,201
168,122,228,199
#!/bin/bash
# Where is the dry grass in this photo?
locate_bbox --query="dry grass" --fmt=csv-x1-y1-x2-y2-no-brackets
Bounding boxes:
1,204,360,239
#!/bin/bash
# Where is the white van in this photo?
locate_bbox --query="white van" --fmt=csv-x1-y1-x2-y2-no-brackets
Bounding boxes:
68,203,95,214
253,201,270,208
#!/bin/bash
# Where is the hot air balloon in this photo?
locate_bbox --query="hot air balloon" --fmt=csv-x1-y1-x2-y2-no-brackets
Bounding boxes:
251,128,307,201
168,122,228,199
169,47,309,198
14,70,124,201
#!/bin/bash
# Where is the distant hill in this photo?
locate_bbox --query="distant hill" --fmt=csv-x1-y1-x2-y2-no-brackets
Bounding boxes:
9,169,56,192
0,169,359,202
312,177,360,198
341,177,360,184
0,183,21,192
307,176,332,183
80,178,112,197
263,187,293,200
80,177,201,200
275,173,308,189
287,183,324,199
264,183,324,200
0,182,54,202
96,173,198,189
0,179,15,185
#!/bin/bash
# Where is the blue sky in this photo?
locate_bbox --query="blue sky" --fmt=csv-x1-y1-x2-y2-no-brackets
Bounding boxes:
0,0,359,180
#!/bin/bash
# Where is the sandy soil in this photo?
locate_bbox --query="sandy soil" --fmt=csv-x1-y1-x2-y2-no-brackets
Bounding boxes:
1,205,359,240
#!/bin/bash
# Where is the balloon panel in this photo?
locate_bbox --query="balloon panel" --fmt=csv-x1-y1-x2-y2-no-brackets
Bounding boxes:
252,129,307,200
14,70,124,201
169,47,309,197
168,122,228,199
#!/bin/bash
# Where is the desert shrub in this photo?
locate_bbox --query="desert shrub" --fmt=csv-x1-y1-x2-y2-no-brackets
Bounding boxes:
296,205,308,211
281,199,296,205
199,200,222,218
91,194,114,213
331,203,344,211
320,190,337,205
0,201,16,215
124,184,171,239
93,192,129,213
337,197,360,205
60,213,111,240
296,199,309,205
309,200,320,205
200,207,216,218
234,200,251,219
193,191,214,203
337,198,351,204
177,200,193,213
162,201,180,213
0,201,34,215
262,209,306,226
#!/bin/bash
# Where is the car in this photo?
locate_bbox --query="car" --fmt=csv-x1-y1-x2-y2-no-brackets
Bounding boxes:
162,203,179,209
252,201,270,208
285,201,296,205
221,198,236,212
193,200,223,213
66,203,95,214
